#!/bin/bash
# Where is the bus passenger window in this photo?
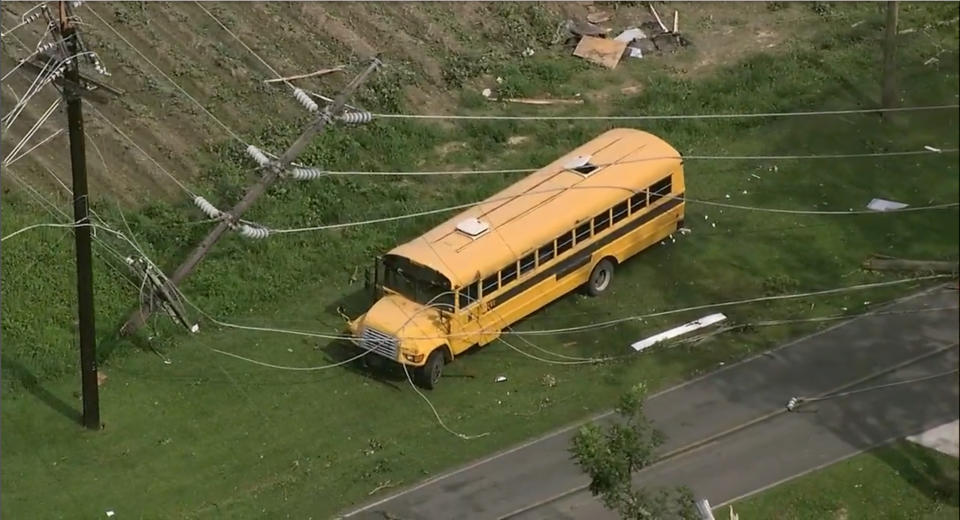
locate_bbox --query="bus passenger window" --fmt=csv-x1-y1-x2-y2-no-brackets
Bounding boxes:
459,281,480,309
575,222,591,244
556,231,574,255
593,209,611,234
612,200,629,224
519,253,536,276
538,242,555,265
482,274,499,297
650,176,672,202
630,191,647,213
501,262,518,285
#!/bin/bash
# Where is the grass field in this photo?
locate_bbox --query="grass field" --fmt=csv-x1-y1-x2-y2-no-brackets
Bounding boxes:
2,3,959,518
718,441,960,520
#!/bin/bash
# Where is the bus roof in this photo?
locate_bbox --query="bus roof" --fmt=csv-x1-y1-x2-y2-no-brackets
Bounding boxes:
388,128,683,287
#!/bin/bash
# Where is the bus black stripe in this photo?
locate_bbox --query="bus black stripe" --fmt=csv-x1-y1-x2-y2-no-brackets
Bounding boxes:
489,194,683,308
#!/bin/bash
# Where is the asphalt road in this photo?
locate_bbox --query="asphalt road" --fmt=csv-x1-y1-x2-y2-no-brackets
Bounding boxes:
343,286,959,520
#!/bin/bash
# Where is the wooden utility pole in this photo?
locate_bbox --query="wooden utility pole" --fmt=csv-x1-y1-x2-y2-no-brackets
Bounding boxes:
59,1,100,429
120,57,382,335
881,0,899,119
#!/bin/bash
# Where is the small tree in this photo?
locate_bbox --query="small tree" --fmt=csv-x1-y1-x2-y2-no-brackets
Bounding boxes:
570,383,698,519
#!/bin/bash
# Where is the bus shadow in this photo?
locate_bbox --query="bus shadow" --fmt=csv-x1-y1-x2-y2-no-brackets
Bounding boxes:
324,287,374,323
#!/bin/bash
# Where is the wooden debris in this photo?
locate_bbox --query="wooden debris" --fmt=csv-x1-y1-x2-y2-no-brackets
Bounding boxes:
264,66,345,84
649,3,669,33
861,255,958,274
587,11,611,24
573,36,628,69
673,10,679,33
501,97,584,105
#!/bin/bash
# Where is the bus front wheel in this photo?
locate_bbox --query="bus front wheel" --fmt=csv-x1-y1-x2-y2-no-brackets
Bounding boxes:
414,349,445,389
587,259,615,297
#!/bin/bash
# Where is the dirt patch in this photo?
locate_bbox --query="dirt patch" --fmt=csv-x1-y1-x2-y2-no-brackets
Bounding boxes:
507,135,530,146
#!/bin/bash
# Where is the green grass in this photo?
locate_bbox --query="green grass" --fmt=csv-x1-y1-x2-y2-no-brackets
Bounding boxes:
2,3,959,518
718,441,960,520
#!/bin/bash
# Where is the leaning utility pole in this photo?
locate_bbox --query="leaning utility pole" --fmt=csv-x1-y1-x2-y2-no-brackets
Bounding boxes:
59,0,99,429
881,0,899,120
120,57,382,335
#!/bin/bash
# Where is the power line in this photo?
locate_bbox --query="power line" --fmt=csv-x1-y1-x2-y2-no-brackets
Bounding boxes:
84,4,248,145
313,148,959,177
369,103,960,121
253,187,958,237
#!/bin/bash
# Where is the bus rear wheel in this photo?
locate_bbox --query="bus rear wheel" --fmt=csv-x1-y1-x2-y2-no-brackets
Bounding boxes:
587,258,615,297
414,349,445,389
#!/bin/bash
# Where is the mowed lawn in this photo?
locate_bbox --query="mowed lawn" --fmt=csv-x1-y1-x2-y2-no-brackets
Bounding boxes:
718,441,960,520
2,4,958,519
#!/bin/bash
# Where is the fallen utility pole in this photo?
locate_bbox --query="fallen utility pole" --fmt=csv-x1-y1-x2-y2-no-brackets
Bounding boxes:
121,57,382,335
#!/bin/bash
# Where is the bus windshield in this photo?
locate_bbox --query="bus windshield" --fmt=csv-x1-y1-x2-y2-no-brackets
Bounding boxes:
382,256,455,310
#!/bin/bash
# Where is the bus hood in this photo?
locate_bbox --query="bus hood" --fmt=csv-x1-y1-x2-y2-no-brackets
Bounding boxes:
358,294,446,348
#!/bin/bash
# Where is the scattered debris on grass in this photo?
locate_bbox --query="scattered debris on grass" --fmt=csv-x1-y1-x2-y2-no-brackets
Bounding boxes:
631,313,728,352
574,36,628,68
97,370,108,387
541,373,557,387
866,198,908,212
587,11,612,24
495,375,507,383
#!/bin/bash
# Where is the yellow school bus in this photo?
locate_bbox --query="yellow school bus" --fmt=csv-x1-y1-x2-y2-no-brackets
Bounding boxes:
346,128,685,388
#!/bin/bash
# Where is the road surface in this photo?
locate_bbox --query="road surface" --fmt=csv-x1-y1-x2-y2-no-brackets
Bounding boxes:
343,286,959,520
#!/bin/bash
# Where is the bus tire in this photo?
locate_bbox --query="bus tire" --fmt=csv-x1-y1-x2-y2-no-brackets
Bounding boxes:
414,349,445,390
587,258,615,297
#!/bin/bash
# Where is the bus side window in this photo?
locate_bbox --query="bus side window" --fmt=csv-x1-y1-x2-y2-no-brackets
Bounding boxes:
459,281,480,309
612,200,629,224
593,208,611,234
650,176,672,202
519,252,536,276
575,221,591,244
556,231,574,255
501,262,518,286
482,274,499,298
630,191,647,213
537,242,555,265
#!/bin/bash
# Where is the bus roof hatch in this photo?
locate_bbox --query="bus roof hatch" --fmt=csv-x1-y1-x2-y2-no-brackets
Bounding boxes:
455,217,490,238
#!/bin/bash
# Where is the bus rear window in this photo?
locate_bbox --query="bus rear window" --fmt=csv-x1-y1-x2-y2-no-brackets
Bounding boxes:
650,176,672,202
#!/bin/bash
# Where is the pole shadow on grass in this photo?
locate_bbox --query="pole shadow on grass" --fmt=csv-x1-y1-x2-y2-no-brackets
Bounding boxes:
0,354,81,424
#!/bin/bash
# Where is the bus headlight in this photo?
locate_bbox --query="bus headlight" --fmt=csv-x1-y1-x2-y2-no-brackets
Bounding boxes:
402,351,424,363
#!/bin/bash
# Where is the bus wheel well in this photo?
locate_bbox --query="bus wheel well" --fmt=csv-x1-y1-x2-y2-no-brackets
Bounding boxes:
433,344,453,362
600,255,619,267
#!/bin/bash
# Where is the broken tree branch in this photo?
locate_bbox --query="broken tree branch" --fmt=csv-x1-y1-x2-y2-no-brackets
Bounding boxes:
264,66,345,84
862,255,959,274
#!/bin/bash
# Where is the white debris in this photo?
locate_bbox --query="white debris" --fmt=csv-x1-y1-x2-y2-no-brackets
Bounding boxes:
751,174,761,180
711,222,716,228
106,512,115,518
678,227,692,235
627,47,643,59
725,194,730,199
924,145,942,152
631,313,727,352
867,198,909,212
495,375,507,383
482,88,492,98
742,190,748,195
190,323,199,333
704,215,709,220
496,76,504,84
615,27,647,42
522,47,535,57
